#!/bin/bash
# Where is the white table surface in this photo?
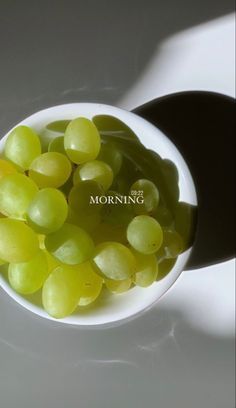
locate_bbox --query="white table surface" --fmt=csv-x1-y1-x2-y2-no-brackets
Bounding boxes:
0,5,235,408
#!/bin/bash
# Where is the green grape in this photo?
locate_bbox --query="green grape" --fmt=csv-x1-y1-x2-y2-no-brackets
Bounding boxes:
27,188,68,234
131,250,158,287
93,242,136,280
0,218,39,263
42,265,80,318
156,228,183,259
174,202,197,251
8,249,48,294
97,142,122,176
29,152,72,188
91,223,126,245
0,258,6,266
68,180,104,215
105,278,131,294
4,125,41,170
76,261,103,306
73,160,113,191
45,223,94,265
64,117,101,164
67,206,101,233
101,191,134,226
130,179,159,215
43,250,62,272
0,173,38,220
48,136,66,154
39,121,70,152
0,159,17,180
127,215,163,254
154,204,173,227
156,258,176,281
46,120,70,133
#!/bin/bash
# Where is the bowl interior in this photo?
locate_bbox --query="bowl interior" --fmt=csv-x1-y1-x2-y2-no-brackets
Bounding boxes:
0,103,197,326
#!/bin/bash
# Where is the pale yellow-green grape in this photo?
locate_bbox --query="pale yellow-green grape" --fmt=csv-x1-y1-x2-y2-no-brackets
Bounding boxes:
45,223,94,265
131,250,158,287
156,228,184,260
127,215,163,254
46,120,70,133
0,218,39,263
0,159,17,180
75,261,103,306
101,190,134,226
154,204,173,227
64,117,101,164
130,179,159,215
42,265,80,318
48,136,66,155
8,250,48,295
68,180,104,215
91,223,126,245
0,173,38,220
29,152,71,188
97,142,122,176
4,125,41,170
43,250,62,273
156,258,176,281
27,188,68,234
105,278,132,294
67,206,101,233
73,160,113,191
93,242,136,280
0,258,6,266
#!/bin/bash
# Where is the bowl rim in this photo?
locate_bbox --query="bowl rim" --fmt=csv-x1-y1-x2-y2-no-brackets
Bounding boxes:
0,102,197,326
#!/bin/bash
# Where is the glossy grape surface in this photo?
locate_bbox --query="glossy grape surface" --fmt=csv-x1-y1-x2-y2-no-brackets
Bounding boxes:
4,125,41,170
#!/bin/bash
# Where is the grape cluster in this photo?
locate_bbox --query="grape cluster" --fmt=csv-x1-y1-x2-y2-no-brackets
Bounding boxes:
0,116,185,319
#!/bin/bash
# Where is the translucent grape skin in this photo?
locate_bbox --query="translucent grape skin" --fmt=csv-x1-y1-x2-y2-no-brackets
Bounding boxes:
76,262,103,306
4,125,41,170
127,215,163,254
130,179,159,215
105,278,132,294
131,249,158,287
91,223,126,245
48,136,66,155
64,117,101,164
93,241,136,280
101,190,134,226
29,152,72,188
156,228,184,260
68,180,104,215
97,142,122,176
67,206,101,233
0,173,38,220
0,218,39,263
27,188,68,234
156,258,176,281
73,160,113,191
0,159,17,180
8,250,48,294
42,265,80,318
45,223,95,265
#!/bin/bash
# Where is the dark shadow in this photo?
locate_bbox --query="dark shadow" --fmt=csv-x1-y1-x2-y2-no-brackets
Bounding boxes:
133,91,235,269
0,1,235,134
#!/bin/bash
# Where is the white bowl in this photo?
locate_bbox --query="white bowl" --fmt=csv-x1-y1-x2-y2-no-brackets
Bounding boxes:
0,103,197,326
